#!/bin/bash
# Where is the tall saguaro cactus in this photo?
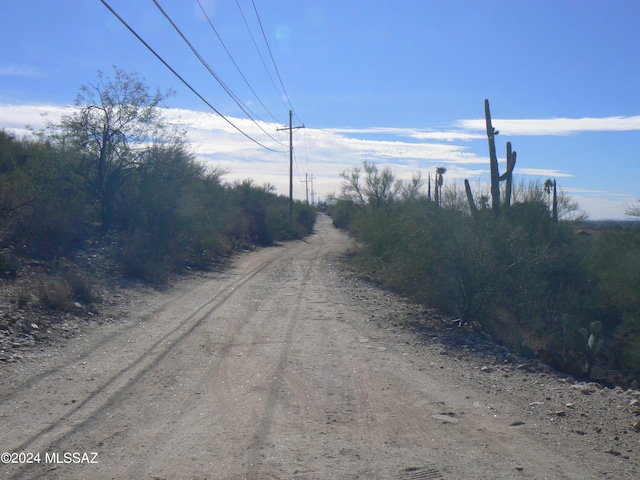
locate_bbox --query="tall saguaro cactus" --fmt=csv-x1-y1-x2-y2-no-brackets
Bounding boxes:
434,166,446,206
464,100,517,215
485,99,501,211
485,99,517,211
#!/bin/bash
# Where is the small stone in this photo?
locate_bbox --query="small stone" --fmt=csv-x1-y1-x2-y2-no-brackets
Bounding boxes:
431,414,458,424
633,420,640,432
604,447,621,456
574,383,596,395
505,354,518,364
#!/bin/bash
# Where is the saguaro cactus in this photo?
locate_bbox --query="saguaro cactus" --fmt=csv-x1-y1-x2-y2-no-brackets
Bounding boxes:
434,166,446,206
485,99,501,210
485,99,516,211
466,99,516,214
464,179,478,215
503,141,517,208
552,179,558,221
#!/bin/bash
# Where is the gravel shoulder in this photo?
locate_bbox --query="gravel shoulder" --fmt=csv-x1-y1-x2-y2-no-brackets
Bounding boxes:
1,214,639,479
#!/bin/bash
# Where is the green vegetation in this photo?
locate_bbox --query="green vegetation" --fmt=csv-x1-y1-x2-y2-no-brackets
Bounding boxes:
329,161,640,387
0,68,315,285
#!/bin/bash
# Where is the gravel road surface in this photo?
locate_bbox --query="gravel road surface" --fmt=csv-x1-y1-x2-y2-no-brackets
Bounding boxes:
1,214,638,479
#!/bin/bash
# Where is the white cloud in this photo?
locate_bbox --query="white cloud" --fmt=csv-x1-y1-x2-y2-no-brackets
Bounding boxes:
326,126,484,141
457,115,640,136
0,104,72,132
160,107,491,198
407,131,485,141
517,168,573,178
562,187,630,196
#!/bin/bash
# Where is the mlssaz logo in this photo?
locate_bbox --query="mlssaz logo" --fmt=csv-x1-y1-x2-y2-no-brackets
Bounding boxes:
45,452,99,464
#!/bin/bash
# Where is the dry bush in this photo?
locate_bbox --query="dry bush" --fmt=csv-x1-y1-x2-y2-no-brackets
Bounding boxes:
65,272,95,305
14,287,33,308
38,279,73,311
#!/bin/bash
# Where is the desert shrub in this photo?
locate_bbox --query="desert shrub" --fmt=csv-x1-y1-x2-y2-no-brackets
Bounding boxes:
0,249,20,275
38,278,74,311
327,198,358,230
65,272,95,305
339,170,639,382
14,287,33,308
0,132,91,259
582,226,640,380
294,202,317,236
38,272,96,310
229,180,316,247
115,146,225,281
118,230,173,283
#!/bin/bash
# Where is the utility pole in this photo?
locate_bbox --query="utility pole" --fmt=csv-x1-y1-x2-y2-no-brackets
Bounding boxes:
277,110,304,217
301,173,314,205
310,174,315,206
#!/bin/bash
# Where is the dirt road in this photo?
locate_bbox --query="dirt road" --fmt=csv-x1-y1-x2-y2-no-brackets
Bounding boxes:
1,214,638,479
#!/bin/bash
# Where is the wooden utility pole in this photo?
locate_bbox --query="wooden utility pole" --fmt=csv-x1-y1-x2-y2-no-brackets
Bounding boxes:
302,173,315,205
277,110,304,217
310,174,315,206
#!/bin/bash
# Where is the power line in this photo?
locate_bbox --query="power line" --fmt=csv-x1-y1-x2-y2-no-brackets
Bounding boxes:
293,147,302,183
302,128,310,176
152,0,284,147
235,0,290,117
195,0,297,175
196,0,281,125
250,0,299,122
98,0,279,152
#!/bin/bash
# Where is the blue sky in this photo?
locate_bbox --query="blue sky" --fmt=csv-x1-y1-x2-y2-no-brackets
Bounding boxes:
1,0,639,219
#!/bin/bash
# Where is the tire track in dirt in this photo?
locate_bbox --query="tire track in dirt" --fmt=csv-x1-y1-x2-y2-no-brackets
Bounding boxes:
243,241,321,479
111,243,316,479
2,267,240,399
102,238,322,479
3,241,301,480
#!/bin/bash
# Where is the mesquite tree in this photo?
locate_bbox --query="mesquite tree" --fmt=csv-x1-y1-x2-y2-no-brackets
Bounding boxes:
339,161,401,209
51,67,182,232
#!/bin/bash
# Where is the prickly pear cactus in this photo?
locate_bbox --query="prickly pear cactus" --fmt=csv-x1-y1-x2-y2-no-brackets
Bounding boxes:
542,316,603,378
